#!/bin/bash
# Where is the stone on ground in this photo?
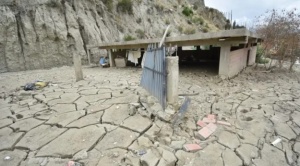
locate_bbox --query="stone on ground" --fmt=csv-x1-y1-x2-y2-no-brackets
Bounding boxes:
95,127,138,151
16,125,66,150
218,131,240,149
140,149,160,166
67,111,103,128
0,150,27,166
157,149,177,166
0,128,24,150
36,125,106,157
121,114,152,133
10,118,44,132
170,140,186,150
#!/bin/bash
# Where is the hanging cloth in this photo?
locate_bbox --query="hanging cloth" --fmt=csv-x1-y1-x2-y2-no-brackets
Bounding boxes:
128,50,141,66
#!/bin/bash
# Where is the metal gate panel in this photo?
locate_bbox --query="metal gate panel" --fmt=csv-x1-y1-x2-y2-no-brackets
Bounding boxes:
140,44,167,109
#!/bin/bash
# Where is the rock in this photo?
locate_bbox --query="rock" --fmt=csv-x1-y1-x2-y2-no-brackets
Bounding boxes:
73,149,88,160
157,149,177,166
37,125,106,157
45,110,85,127
193,143,224,166
0,119,13,128
121,114,152,133
175,150,195,166
0,150,27,166
223,148,243,166
16,125,66,150
102,104,130,125
129,136,153,151
140,149,160,166
170,140,186,150
0,128,24,150
235,144,258,166
67,111,103,128
157,111,172,122
10,118,44,132
50,104,76,114
218,131,240,149
253,144,288,166
95,127,138,151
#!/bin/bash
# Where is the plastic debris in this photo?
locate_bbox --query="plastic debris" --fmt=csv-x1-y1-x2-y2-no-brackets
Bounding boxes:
271,138,282,146
4,156,11,160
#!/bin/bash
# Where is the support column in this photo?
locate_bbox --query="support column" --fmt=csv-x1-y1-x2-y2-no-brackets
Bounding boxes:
108,49,115,67
218,44,231,78
248,45,257,66
166,56,179,106
87,48,91,65
73,53,83,82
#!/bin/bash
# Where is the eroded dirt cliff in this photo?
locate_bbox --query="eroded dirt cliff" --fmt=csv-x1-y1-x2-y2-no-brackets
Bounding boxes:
0,0,226,72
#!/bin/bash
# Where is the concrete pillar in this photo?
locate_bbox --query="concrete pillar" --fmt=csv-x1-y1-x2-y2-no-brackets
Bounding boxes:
108,49,115,67
73,53,83,82
248,45,257,66
218,44,231,78
166,56,179,106
87,49,91,65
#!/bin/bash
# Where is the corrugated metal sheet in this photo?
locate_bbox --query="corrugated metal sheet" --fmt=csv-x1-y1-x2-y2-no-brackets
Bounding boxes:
140,44,167,109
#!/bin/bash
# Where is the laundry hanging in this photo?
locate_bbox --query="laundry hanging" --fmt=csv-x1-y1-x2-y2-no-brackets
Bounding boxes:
128,50,141,66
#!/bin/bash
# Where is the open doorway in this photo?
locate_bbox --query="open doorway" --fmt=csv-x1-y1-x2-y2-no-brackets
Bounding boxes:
176,45,220,76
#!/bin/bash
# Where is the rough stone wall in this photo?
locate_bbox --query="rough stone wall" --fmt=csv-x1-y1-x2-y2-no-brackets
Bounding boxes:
0,0,226,72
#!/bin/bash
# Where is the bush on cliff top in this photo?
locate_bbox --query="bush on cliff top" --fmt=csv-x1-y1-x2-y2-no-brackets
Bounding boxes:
117,0,133,14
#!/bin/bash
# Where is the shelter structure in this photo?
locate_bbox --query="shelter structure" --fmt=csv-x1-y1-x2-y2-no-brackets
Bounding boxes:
94,29,261,78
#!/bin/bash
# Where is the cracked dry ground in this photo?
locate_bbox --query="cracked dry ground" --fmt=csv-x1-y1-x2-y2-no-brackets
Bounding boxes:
0,66,300,166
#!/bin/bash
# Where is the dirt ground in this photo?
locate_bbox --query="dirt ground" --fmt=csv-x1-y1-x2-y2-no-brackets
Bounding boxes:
0,64,299,166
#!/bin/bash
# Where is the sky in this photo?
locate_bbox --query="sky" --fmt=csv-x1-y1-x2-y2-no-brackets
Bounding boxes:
204,0,300,27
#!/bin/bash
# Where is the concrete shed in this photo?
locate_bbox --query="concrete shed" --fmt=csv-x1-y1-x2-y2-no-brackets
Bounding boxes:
93,29,261,78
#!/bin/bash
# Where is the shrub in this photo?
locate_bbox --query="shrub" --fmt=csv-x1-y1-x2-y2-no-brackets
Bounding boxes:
135,29,145,39
103,0,113,12
184,27,196,34
178,26,183,33
165,19,170,25
202,27,209,33
256,46,269,64
124,35,136,41
46,0,61,8
117,0,133,14
182,6,193,17
192,16,204,25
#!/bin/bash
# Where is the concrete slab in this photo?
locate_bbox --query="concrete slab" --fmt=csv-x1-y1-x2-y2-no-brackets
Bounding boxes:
45,110,85,127
10,118,44,132
0,128,24,150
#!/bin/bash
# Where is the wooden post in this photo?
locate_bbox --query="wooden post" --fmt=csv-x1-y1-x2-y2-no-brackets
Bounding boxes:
166,56,179,105
73,53,83,82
